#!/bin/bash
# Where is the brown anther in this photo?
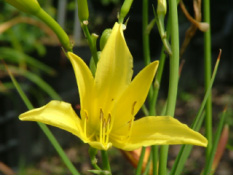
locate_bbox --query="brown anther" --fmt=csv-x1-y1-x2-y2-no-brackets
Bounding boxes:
84,110,88,120
100,108,104,120
131,101,137,115
103,118,106,129
128,119,133,129
107,114,111,124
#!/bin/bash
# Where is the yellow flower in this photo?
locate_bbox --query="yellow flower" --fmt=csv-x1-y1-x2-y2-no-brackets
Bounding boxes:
5,0,41,15
19,23,207,150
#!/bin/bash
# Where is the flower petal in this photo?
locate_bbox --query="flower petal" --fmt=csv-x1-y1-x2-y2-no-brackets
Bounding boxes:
19,100,86,141
112,116,207,151
112,61,159,130
94,22,133,112
68,52,94,120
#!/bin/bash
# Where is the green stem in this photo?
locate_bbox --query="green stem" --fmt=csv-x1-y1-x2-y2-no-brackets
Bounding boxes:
156,15,172,55
135,147,146,175
203,109,227,175
139,1,152,174
150,47,166,116
89,147,102,170
150,9,171,116
171,51,221,175
37,123,80,175
143,152,152,175
151,146,158,175
159,0,180,174
81,22,99,65
203,0,212,158
149,17,171,175
101,150,111,174
36,9,72,51
142,0,151,66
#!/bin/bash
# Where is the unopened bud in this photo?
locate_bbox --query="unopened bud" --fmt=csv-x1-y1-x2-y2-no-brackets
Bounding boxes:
77,0,89,22
100,29,112,51
157,0,167,16
5,0,41,15
119,0,134,23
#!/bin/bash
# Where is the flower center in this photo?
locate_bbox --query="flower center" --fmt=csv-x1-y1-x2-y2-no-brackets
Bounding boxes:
99,109,112,146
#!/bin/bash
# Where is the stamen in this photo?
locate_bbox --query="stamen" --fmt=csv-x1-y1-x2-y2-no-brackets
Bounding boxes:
107,114,112,133
131,101,137,115
103,118,107,144
127,118,134,139
98,109,112,146
84,110,88,136
99,109,104,143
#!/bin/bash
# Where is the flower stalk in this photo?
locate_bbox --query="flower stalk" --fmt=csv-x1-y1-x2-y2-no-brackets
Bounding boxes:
159,0,180,174
203,0,213,158
36,9,72,51
81,21,99,66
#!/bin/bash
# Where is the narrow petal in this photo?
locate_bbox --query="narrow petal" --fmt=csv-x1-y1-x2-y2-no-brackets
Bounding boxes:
94,22,133,112
68,52,94,120
19,100,86,141
112,61,159,130
112,116,207,151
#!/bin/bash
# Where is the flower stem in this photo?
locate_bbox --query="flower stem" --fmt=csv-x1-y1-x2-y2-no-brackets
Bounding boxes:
203,108,227,175
101,150,111,174
142,0,151,66
158,0,180,174
150,17,171,116
81,22,99,66
139,1,153,174
135,147,146,175
36,9,72,51
203,0,212,158
151,146,158,175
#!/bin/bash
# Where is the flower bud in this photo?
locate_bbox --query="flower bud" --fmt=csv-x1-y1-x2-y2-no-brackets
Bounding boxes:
100,28,112,51
119,0,134,23
157,0,167,16
77,0,89,22
89,51,101,76
5,0,41,15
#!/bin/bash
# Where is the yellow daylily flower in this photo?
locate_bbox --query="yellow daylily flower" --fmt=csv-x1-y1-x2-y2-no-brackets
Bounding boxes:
19,23,207,151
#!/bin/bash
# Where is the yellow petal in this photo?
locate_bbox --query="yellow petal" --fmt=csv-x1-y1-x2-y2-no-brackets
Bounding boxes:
19,100,86,141
112,116,207,151
112,61,159,130
94,22,133,112
68,52,94,120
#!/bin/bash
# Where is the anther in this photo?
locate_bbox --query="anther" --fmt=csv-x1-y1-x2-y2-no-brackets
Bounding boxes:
131,101,137,115
127,118,134,139
84,110,88,120
107,114,111,124
128,119,133,129
100,108,104,120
